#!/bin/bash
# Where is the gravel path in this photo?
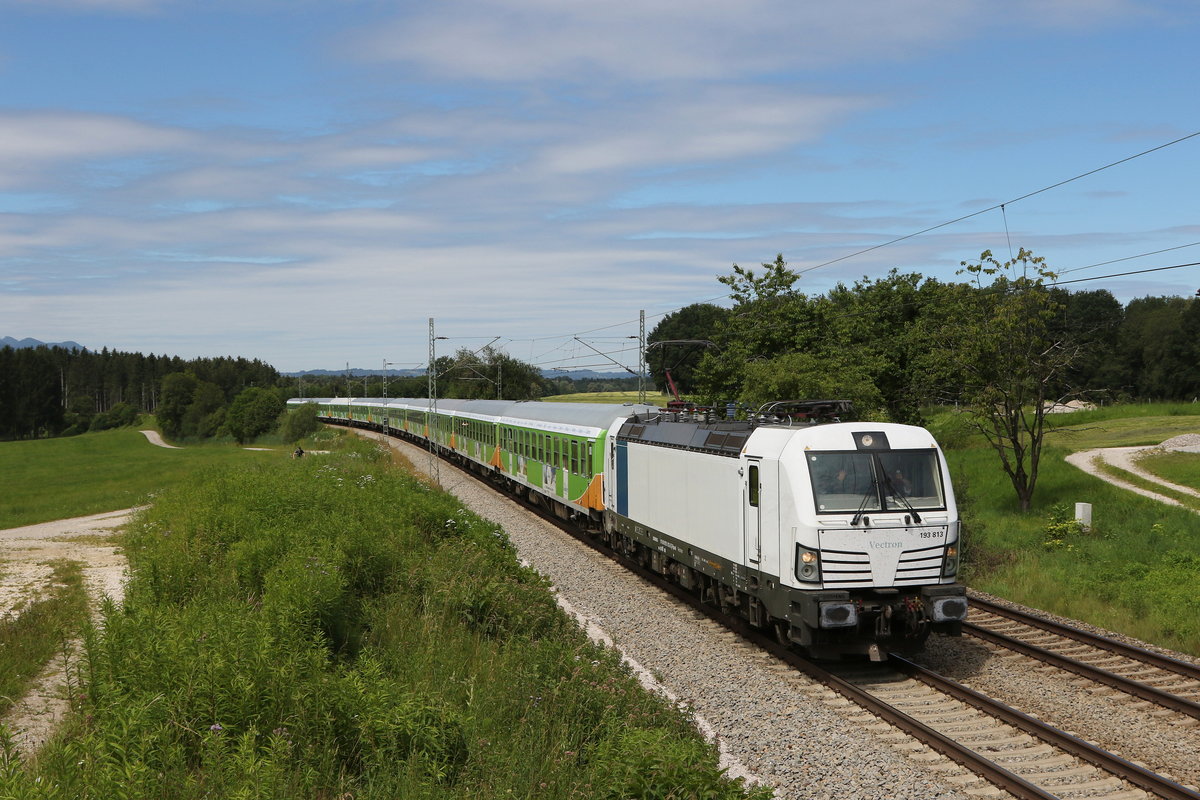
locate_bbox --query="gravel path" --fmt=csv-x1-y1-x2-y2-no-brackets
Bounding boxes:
139,429,181,449
1065,433,1200,510
0,508,133,754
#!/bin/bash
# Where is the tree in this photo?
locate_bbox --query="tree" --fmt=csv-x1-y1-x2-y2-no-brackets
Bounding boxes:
279,402,321,442
739,351,885,417
440,347,545,400
695,254,818,404
825,270,943,424
157,372,198,440
224,387,284,445
181,380,226,438
1117,296,1200,400
1050,288,1124,396
646,304,728,396
918,249,1075,511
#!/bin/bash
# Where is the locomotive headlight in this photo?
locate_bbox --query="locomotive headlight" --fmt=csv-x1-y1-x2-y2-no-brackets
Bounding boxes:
942,544,959,577
796,547,821,583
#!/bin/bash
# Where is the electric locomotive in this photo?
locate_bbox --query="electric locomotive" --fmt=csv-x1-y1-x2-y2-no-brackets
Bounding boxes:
290,396,966,660
604,400,966,660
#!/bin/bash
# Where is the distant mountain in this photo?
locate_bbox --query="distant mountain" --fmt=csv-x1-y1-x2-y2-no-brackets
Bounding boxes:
542,369,632,380
286,367,426,378
284,367,631,380
1,336,86,351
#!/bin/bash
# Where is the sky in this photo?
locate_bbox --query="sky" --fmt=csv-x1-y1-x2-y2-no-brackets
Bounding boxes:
2,0,1199,374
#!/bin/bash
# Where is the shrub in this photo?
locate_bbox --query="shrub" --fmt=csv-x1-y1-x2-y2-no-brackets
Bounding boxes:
1042,502,1090,551
586,727,771,800
332,657,469,782
89,402,140,432
278,402,321,443
224,387,285,444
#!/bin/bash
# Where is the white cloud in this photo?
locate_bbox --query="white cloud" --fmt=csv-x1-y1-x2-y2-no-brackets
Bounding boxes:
0,112,201,188
537,87,870,174
348,0,1141,82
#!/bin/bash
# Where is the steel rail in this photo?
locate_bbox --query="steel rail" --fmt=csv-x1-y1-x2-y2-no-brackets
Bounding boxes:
578,561,1070,800
969,595,1200,682
964,622,1200,720
889,654,1200,800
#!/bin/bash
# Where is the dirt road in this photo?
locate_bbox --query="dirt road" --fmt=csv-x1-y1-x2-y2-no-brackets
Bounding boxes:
0,508,134,753
1065,434,1200,512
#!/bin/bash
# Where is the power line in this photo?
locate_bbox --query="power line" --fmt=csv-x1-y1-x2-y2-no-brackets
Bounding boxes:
796,129,1200,276
1049,261,1200,288
423,131,1200,368
1057,241,1200,275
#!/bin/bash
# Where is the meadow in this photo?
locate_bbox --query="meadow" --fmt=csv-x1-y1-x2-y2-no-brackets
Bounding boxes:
0,429,763,798
3,399,1199,794
932,402,1200,655
0,426,281,529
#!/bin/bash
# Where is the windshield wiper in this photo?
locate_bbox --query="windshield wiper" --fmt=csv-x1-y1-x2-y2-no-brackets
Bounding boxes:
850,479,877,527
881,471,922,523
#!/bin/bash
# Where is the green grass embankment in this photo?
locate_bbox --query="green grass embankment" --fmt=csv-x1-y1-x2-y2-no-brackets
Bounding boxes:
1133,449,1200,496
936,403,1200,656
0,425,285,529
541,391,660,404
1,435,764,799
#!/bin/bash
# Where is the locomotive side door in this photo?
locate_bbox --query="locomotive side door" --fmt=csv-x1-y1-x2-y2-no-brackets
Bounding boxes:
744,457,780,571
744,458,763,565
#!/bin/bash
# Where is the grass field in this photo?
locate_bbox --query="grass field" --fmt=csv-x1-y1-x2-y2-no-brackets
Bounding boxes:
937,402,1200,655
1,432,763,799
0,424,283,529
1135,449,1200,492
541,390,662,404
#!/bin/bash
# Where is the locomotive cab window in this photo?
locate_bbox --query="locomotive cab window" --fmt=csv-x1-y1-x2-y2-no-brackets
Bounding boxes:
809,450,945,514
748,464,760,507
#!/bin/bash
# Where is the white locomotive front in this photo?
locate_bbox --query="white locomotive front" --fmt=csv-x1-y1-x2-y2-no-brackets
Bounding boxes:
604,403,966,660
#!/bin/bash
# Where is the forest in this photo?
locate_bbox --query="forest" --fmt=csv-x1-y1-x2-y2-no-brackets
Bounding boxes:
3,250,1198,450
649,256,1200,415
0,345,619,442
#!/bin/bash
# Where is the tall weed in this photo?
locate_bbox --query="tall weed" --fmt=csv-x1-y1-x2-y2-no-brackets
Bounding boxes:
1,441,760,798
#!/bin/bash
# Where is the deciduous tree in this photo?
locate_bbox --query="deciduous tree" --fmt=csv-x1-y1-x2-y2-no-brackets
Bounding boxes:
224,386,284,444
917,249,1075,511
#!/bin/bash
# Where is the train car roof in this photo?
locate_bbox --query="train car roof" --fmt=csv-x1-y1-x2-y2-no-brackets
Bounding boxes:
295,396,661,430
499,401,660,429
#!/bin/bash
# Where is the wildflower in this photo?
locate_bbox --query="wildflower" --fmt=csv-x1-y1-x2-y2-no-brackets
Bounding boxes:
210,723,224,733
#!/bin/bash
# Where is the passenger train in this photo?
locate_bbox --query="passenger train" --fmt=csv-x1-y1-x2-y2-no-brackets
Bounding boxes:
288,396,967,660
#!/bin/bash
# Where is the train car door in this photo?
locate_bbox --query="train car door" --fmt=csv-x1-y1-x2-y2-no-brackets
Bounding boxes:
744,458,763,565
744,457,779,570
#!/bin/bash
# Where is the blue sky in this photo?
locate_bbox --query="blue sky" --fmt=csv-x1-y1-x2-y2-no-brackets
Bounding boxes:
2,0,1198,373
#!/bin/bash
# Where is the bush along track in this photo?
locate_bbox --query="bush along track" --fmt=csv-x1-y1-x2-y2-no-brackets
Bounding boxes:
0,437,767,799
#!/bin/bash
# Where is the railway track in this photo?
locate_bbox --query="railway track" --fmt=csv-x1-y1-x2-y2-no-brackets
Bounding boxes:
531,514,1200,799
832,655,1199,800
964,595,1200,721
372,428,1200,799
642,576,1200,800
